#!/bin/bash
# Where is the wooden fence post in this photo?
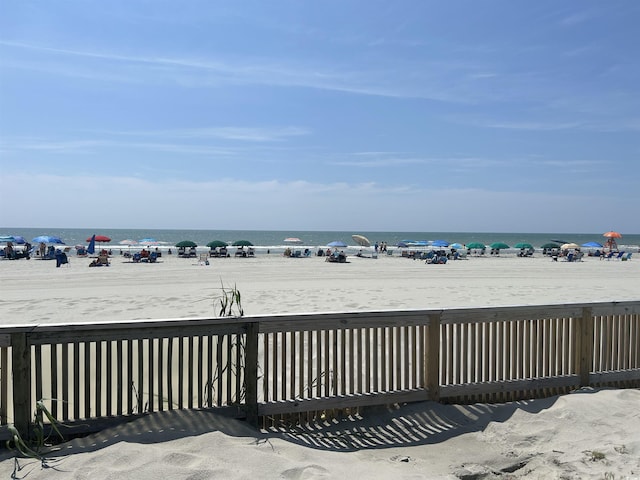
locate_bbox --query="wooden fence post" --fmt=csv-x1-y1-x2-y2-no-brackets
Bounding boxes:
427,314,441,401
244,321,259,427
11,332,31,437
577,307,594,387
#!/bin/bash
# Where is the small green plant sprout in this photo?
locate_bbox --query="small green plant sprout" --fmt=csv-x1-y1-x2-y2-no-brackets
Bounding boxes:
214,281,244,317
6,400,65,471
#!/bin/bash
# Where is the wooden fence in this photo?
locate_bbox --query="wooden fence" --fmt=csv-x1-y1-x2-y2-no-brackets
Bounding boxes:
1,301,639,439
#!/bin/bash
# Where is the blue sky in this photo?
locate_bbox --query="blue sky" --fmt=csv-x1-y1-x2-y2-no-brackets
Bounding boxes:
1,1,638,233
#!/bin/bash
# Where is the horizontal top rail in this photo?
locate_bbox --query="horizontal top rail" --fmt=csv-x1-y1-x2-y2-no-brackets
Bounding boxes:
1,301,639,339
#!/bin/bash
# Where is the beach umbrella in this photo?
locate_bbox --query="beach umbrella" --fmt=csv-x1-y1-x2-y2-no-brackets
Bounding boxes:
232,240,253,247
87,235,96,255
2,235,26,244
431,240,449,248
139,238,158,245
32,235,64,244
466,242,486,250
352,234,371,247
561,243,580,250
489,242,509,250
582,241,603,248
603,231,622,239
86,235,111,243
176,240,197,248
284,237,303,244
449,243,463,250
541,242,561,249
327,240,347,248
514,242,534,249
207,240,228,248
119,239,138,246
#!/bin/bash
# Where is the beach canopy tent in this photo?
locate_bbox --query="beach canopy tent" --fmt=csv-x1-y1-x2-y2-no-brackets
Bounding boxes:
514,242,534,249
466,242,486,249
541,242,561,249
352,234,371,247
86,235,111,243
561,243,580,250
32,235,64,244
232,240,253,247
582,241,603,248
176,240,197,248
207,240,228,248
327,240,347,248
489,242,509,250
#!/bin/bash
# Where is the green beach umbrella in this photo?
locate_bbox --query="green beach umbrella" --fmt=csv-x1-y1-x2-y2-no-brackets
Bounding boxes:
490,242,510,250
232,240,253,247
176,240,197,248
466,242,486,249
207,240,228,248
514,242,533,249
541,242,561,249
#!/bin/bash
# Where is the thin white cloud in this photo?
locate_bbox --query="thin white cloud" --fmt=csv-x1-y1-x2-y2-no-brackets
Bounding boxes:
102,126,310,142
0,41,494,103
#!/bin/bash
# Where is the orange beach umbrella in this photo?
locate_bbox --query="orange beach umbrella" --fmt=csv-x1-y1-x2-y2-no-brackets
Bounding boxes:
603,231,622,238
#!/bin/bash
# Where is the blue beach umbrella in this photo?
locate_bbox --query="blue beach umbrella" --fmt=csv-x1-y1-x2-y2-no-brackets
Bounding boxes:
32,235,64,244
582,241,603,248
87,234,96,255
0,235,16,243
449,243,463,250
327,240,347,248
431,240,449,248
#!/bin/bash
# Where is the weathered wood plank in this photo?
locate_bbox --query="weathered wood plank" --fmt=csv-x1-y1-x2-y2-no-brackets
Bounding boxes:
258,388,430,416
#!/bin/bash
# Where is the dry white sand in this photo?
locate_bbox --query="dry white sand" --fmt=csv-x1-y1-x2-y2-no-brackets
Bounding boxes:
1,250,638,324
1,251,639,478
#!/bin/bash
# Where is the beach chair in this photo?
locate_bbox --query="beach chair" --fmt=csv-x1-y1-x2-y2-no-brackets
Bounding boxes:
198,253,209,265
614,251,626,260
55,251,70,268
622,252,632,261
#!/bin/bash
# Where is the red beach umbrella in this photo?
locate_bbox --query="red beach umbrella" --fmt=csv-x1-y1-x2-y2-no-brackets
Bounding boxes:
603,231,622,252
86,235,112,243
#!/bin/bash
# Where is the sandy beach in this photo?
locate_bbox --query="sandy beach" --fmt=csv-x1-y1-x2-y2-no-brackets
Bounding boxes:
1,251,639,479
1,250,639,324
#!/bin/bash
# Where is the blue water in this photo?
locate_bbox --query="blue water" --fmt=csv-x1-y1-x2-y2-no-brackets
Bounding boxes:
2,227,639,253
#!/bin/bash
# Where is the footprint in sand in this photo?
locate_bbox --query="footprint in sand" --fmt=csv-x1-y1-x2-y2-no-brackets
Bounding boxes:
281,464,331,479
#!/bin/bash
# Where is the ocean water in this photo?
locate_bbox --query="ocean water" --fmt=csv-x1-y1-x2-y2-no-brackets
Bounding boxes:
2,227,639,253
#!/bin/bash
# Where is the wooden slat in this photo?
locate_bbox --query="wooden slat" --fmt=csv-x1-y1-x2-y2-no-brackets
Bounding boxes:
96,341,102,417
0,346,8,425
106,341,113,416
137,339,144,414
187,336,194,409
73,342,80,420
148,338,154,412
50,344,58,418
35,345,42,406
158,337,164,411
